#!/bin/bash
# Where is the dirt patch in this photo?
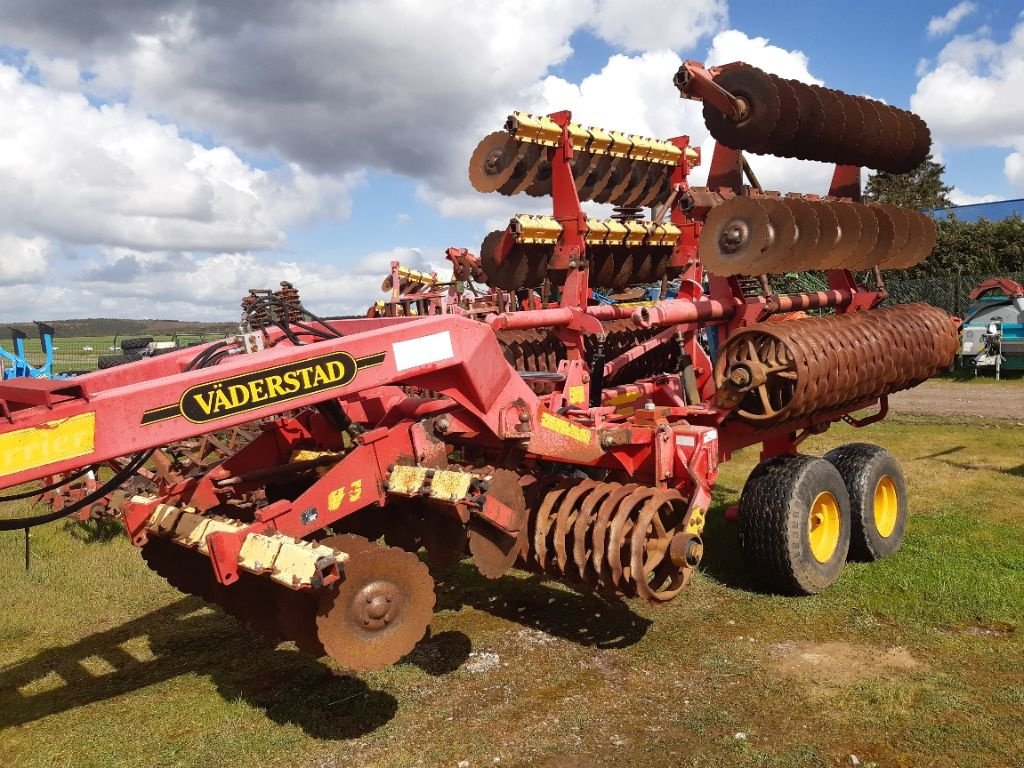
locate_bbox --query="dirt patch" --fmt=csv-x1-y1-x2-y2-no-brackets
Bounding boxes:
769,641,921,697
946,620,1016,638
888,380,1024,420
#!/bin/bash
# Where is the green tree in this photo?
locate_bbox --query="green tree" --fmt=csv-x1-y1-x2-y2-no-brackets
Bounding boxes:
864,154,952,210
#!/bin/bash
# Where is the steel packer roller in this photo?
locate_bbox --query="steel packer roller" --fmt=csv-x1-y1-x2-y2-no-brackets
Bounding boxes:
469,112,695,208
698,195,937,276
713,303,959,424
481,215,682,289
675,61,930,173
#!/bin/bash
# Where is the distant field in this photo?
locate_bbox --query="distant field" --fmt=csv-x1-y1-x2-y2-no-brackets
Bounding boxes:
4,333,230,374
1,416,1022,768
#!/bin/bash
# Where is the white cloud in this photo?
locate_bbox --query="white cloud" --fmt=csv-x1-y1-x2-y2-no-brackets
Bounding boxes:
912,20,1024,191
0,235,52,285
706,30,821,83
948,187,1001,205
0,64,362,253
589,0,727,52
927,2,977,38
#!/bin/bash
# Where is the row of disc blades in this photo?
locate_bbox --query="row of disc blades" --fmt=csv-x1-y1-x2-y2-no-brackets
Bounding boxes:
700,63,930,173
480,229,677,290
469,131,675,208
699,195,937,277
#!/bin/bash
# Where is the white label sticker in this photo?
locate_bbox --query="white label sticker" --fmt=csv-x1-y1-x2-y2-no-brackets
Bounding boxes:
392,331,454,372
675,435,696,447
703,429,718,444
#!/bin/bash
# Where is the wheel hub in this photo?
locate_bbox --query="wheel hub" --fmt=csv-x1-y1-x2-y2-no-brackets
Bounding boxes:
355,581,397,629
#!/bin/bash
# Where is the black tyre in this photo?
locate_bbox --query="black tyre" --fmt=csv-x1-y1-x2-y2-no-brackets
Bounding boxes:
97,352,142,369
824,443,907,562
738,455,851,595
119,336,153,351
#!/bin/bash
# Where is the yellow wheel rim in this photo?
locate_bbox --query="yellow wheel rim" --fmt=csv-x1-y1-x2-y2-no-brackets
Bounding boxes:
874,475,899,538
808,491,841,563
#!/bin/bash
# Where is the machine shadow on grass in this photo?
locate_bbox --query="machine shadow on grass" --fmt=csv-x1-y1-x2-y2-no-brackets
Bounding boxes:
433,560,651,649
693,491,769,594
0,597,416,739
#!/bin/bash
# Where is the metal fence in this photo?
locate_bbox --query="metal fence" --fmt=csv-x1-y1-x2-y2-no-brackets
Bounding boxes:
884,270,1024,317
7,333,229,375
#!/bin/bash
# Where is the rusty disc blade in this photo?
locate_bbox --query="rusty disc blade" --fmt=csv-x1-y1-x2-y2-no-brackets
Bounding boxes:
862,204,895,269
810,86,847,163
787,80,825,160
579,155,614,201
420,514,467,572
820,200,862,268
703,64,781,150
855,99,883,170
883,204,912,255
751,197,797,274
315,545,435,671
573,150,603,193
381,505,422,553
762,74,800,151
831,93,865,166
778,197,821,271
500,144,545,196
885,106,915,173
469,468,527,579
698,197,771,277
845,203,880,270
906,112,931,171
889,212,936,269
872,102,903,171
605,160,640,206
276,586,325,657
880,208,918,270
480,229,516,290
525,161,553,197
469,132,521,193
594,158,630,204
807,199,839,270
321,533,380,557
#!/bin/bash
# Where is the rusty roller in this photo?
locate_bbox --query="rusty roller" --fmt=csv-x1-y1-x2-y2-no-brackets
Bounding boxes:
522,478,700,602
699,196,937,276
713,303,958,424
696,63,931,173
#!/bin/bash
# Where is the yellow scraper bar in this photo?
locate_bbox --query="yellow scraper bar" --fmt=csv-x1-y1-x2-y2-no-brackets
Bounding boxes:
510,215,681,246
506,112,683,165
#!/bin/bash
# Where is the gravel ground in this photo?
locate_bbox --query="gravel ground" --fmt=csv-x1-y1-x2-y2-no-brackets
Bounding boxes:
888,379,1024,420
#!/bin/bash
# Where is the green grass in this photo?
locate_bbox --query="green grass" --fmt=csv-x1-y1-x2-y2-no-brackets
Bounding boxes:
1,417,1022,768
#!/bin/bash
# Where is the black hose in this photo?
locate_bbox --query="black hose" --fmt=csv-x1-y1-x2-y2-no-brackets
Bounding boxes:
0,463,97,502
0,450,153,531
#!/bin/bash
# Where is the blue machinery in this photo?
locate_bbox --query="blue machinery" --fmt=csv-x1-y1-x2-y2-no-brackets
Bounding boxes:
0,323,59,379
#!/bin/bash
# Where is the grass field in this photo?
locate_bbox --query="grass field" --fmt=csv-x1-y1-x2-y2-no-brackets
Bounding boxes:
1,416,1022,768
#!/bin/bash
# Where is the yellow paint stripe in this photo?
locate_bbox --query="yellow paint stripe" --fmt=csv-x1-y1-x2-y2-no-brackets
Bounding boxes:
540,412,591,444
0,412,96,477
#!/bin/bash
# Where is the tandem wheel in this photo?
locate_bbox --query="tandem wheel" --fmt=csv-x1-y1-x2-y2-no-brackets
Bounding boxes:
824,443,908,562
738,455,852,595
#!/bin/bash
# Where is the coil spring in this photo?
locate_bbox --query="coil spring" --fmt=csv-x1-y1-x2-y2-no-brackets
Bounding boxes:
275,281,304,323
523,478,696,603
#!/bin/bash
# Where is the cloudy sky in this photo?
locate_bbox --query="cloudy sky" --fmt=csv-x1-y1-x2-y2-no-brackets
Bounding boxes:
0,0,1020,321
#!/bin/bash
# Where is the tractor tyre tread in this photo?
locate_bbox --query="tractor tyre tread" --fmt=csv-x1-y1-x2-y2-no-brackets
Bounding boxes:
119,337,153,351
738,455,851,595
823,443,907,562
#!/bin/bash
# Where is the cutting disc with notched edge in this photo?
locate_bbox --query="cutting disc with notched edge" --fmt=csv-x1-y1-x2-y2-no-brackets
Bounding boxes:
788,80,825,160
906,113,932,171
469,468,527,579
862,204,896,268
499,143,545,196
855,99,884,169
810,86,847,162
572,150,602,193
698,197,771,276
605,160,640,206
820,200,862,269
315,545,436,671
872,103,903,172
890,212,935,269
832,93,865,166
762,74,800,151
469,132,521,193
524,162,553,197
419,514,468,572
703,64,781,150
886,106,915,171
578,154,614,201
808,199,839,269
882,204,911,254
635,165,671,207
480,229,515,289
752,197,797,274
778,197,821,271
846,203,880,270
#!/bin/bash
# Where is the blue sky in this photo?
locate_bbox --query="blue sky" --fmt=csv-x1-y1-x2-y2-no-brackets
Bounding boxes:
0,0,1019,320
